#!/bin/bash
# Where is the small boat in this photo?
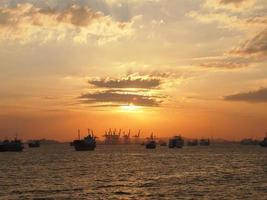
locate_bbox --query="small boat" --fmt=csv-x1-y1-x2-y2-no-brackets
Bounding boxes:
187,139,198,146
0,138,24,152
240,138,258,145
73,129,96,151
199,139,210,146
169,136,184,148
259,133,267,147
146,133,156,149
28,140,40,148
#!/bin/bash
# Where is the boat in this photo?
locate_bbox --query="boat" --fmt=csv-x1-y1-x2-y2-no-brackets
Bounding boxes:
240,138,258,145
169,136,184,148
0,138,24,152
187,139,198,146
259,133,267,147
159,141,167,146
146,133,156,149
199,139,210,146
70,140,79,146
73,129,96,151
28,140,40,148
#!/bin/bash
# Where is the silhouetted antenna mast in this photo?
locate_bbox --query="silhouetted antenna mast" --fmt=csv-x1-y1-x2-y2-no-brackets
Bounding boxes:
78,129,80,140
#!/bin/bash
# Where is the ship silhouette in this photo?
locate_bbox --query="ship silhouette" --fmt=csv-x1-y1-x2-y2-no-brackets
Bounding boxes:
28,140,40,148
169,135,184,148
0,137,24,152
240,138,258,145
199,139,210,146
187,139,198,146
259,133,267,147
72,129,96,151
146,133,156,149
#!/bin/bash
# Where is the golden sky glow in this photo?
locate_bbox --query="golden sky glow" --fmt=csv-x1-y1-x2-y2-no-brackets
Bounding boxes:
0,0,267,141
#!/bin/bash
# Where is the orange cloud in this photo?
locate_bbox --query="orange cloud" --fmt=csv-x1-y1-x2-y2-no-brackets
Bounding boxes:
229,28,267,57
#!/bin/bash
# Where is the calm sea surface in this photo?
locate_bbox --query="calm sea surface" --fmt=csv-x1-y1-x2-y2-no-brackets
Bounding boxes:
0,144,266,200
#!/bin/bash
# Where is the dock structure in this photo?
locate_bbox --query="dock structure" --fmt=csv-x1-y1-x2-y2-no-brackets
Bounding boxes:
103,128,121,145
146,132,156,149
133,130,141,144
123,130,131,144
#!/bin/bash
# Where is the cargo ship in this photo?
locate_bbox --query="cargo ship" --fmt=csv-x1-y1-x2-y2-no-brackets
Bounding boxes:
73,129,96,151
169,136,184,148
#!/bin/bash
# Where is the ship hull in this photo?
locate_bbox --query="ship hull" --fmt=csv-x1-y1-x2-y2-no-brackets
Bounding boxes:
0,145,24,152
28,143,40,148
259,142,267,147
168,138,184,148
146,141,156,149
74,141,96,151
74,145,95,151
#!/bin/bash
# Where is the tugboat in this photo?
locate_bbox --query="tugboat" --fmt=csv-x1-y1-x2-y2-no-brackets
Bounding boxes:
259,133,267,147
28,140,40,148
146,133,156,149
169,135,184,148
0,138,24,152
199,138,210,146
187,139,198,146
73,129,96,151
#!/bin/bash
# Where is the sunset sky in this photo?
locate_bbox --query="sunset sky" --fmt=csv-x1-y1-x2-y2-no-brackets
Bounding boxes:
0,0,267,141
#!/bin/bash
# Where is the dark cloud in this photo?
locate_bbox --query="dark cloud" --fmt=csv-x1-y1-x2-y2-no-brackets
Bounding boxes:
224,87,267,103
89,77,161,89
80,90,162,107
230,28,267,57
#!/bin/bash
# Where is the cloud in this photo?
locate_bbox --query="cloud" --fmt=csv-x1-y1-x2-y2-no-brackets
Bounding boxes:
229,28,267,57
187,11,267,31
80,90,161,107
200,59,249,69
219,0,253,6
89,76,161,89
224,87,267,102
204,0,256,11
0,3,134,44
188,7,267,68
79,73,168,108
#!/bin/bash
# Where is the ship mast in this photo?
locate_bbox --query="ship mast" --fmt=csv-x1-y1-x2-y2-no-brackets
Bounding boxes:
78,129,81,140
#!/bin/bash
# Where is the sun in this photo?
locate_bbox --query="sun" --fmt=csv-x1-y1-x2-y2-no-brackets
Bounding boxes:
120,103,140,112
